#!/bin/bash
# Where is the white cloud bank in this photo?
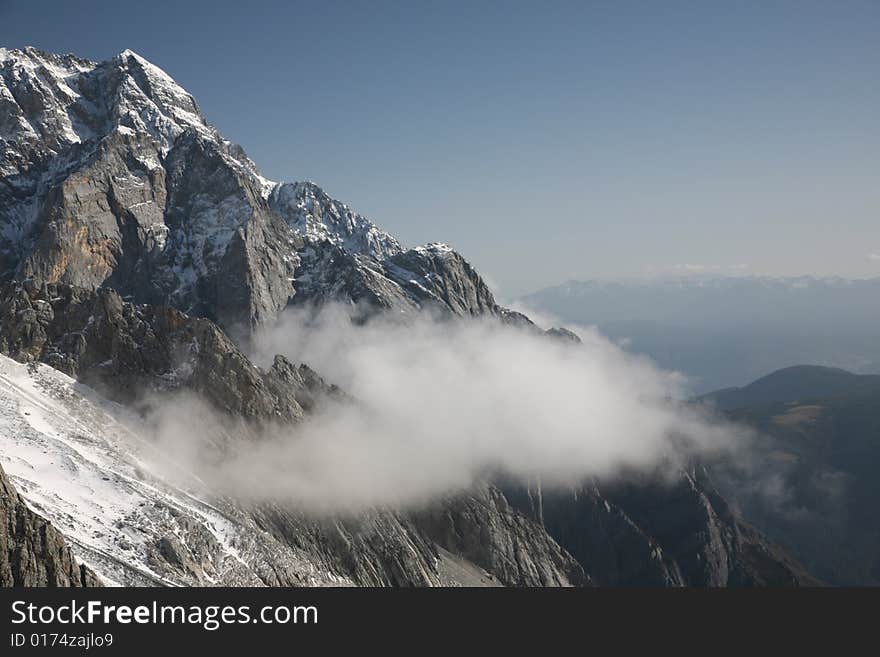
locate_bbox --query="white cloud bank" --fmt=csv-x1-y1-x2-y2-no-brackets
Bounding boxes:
139,306,743,514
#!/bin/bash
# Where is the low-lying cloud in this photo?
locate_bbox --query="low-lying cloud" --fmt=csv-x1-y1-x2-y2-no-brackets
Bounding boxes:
133,305,749,513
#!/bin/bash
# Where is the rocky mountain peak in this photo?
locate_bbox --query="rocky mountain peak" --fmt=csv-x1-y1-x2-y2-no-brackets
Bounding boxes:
268,180,402,260
1,47,505,338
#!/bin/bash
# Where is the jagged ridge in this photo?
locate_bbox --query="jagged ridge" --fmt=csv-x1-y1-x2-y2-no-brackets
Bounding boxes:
1,46,506,340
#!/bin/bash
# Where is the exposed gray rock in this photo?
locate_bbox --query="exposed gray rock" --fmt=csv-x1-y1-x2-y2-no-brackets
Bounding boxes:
150,533,216,584
545,327,581,343
507,482,685,586
1,47,516,339
507,466,816,586
0,280,310,423
268,181,402,259
0,463,101,586
413,484,588,586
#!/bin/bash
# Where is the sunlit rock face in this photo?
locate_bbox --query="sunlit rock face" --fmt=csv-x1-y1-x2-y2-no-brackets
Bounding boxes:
1,47,506,341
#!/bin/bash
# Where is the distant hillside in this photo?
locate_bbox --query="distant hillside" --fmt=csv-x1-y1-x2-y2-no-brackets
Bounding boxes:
701,365,880,410
704,366,880,585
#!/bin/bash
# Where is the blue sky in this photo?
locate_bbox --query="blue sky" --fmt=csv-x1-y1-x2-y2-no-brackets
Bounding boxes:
2,0,878,296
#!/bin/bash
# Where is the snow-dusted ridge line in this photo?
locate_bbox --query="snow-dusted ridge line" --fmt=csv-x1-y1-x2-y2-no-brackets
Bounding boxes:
1,46,409,261
2,46,505,336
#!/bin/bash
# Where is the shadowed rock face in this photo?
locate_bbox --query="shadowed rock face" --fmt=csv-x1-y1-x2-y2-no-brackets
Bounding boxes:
0,463,100,587
412,485,588,587
505,467,816,587
0,279,312,422
252,486,586,587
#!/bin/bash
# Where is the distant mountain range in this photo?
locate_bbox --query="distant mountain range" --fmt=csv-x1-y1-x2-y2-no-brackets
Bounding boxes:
520,276,880,392
701,365,880,585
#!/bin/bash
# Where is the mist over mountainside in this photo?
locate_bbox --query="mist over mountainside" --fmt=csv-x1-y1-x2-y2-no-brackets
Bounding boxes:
700,365,880,585
0,47,814,587
519,277,880,393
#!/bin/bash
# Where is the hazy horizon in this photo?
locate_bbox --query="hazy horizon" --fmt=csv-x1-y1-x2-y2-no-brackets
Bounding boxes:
516,270,880,298
3,0,878,295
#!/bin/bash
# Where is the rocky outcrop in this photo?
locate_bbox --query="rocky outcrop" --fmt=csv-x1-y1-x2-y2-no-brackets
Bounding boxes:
0,46,221,328
507,466,815,587
250,485,587,588
384,244,499,316
507,483,686,586
0,279,315,422
0,463,100,586
414,485,588,587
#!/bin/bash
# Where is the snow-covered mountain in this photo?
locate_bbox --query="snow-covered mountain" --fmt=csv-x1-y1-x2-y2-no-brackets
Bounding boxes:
0,46,500,337
0,47,814,588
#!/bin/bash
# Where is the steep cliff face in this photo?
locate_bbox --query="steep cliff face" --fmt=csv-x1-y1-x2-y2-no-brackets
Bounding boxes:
0,279,321,422
0,47,504,339
597,468,811,586
507,468,813,587
413,485,588,586
252,488,585,587
0,463,100,587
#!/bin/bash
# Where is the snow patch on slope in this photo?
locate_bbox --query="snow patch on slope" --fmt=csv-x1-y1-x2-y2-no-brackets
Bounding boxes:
269,181,402,259
0,354,348,587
